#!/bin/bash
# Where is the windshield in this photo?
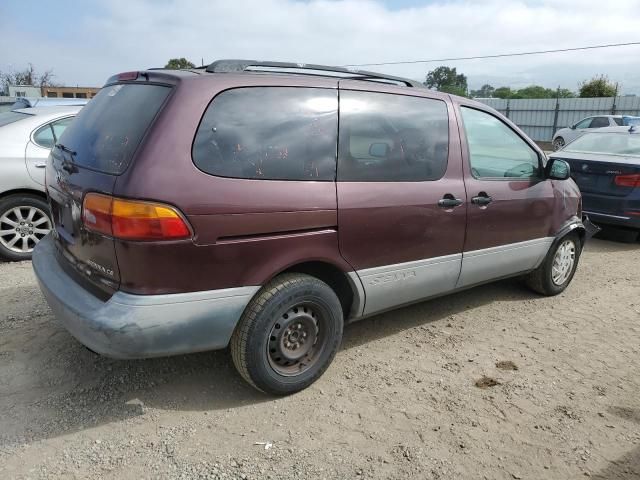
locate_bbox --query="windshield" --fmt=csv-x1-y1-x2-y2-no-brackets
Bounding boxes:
56,83,171,174
0,111,30,127
564,132,640,157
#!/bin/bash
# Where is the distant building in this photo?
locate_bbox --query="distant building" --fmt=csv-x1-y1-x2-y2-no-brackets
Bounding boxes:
8,85,42,97
41,86,100,99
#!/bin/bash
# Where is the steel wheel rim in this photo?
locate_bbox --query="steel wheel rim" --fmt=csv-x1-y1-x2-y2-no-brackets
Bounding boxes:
267,302,328,377
0,206,52,254
554,138,564,150
551,239,575,285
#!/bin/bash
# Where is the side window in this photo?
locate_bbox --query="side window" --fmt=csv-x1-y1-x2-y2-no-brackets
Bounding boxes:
33,117,74,149
51,117,73,140
613,117,623,126
338,91,449,182
192,87,338,181
33,124,55,149
460,107,541,179
575,118,592,129
589,117,609,128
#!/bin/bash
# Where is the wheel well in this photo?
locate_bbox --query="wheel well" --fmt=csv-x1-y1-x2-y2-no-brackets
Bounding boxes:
0,189,47,202
280,262,355,319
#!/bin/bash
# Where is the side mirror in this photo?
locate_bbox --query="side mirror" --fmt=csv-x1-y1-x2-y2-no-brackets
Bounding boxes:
570,124,576,130
369,142,389,158
546,158,571,180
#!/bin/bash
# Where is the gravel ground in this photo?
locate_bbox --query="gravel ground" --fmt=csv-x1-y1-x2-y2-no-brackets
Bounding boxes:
0,237,639,479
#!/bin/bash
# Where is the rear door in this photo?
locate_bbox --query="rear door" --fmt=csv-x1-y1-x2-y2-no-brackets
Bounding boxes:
336,84,466,316
46,82,172,297
26,116,74,186
456,105,554,288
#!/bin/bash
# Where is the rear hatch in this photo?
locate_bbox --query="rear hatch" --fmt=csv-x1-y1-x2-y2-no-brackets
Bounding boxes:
46,81,172,298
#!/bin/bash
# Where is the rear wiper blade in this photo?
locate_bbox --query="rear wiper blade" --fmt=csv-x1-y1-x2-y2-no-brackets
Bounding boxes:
55,143,77,156
55,143,79,173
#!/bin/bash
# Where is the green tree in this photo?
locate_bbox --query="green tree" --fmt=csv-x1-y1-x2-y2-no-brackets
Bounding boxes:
424,66,468,96
493,87,513,99
164,57,196,70
556,88,575,98
579,75,618,98
510,85,556,99
470,84,495,98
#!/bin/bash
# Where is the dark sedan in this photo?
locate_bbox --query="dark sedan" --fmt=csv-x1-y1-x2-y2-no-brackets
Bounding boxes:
550,127,640,241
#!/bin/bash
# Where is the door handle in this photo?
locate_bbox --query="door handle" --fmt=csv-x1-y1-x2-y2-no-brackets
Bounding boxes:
34,162,46,168
438,194,463,209
471,192,493,206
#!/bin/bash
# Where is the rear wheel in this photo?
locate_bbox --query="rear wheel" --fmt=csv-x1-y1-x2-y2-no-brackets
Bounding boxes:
552,137,565,151
526,233,581,296
0,195,52,261
230,273,343,395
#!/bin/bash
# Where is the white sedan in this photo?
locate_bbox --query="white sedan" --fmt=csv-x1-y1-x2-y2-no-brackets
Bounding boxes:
0,106,82,261
552,115,623,151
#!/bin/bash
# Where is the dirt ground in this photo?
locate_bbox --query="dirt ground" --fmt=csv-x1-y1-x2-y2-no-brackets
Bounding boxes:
1,237,639,480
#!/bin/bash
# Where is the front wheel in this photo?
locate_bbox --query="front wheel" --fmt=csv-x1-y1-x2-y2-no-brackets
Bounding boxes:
230,273,343,395
525,233,581,295
0,194,52,261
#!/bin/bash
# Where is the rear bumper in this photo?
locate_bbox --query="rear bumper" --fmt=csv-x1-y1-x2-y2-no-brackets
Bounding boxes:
584,210,640,229
32,235,259,359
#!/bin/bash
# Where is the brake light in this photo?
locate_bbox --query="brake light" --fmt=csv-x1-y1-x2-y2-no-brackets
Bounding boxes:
614,174,640,188
82,193,191,241
117,71,139,81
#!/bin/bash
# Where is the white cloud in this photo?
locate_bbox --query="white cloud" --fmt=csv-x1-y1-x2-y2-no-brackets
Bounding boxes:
1,0,640,92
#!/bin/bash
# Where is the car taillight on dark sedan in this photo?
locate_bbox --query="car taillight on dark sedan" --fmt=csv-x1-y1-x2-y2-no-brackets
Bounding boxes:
614,174,640,188
82,193,191,241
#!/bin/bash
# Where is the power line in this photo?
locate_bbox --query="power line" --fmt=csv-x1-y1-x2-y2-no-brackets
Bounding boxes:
343,41,640,67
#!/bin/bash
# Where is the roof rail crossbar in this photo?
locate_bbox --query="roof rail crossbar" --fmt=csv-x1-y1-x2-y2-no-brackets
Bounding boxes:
205,59,424,88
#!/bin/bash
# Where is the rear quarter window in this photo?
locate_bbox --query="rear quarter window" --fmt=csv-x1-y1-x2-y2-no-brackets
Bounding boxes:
56,83,171,174
192,87,338,181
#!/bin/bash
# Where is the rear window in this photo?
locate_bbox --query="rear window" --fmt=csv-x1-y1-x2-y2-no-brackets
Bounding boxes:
565,132,640,157
192,87,338,181
56,83,171,174
0,111,30,127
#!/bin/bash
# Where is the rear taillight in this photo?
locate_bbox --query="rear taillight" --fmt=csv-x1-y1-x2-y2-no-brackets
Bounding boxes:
82,193,191,241
614,174,640,188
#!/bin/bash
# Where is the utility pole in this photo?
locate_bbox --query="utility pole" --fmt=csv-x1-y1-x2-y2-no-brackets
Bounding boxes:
552,86,561,136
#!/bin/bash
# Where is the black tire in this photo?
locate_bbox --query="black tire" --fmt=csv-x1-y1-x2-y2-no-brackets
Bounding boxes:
552,137,565,151
230,273,343,395
0,194,52,262
525,232,581,296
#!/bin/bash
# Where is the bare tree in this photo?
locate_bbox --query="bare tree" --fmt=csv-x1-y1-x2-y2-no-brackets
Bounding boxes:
0,64,61,95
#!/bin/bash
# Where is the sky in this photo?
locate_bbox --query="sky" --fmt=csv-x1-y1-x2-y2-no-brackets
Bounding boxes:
1,0,640,94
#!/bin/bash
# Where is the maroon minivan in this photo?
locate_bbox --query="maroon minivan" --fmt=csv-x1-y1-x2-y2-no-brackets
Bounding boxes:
33,60,591,394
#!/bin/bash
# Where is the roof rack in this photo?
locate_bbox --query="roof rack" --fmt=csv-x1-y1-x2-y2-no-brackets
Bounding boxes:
204,59,424,88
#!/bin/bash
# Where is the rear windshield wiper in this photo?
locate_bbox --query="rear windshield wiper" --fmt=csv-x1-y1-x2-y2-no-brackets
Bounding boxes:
55,143,77,156
55,143,79,173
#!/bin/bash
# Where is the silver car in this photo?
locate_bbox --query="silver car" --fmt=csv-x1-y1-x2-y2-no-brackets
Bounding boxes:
0,106,82,261
552,115,623,151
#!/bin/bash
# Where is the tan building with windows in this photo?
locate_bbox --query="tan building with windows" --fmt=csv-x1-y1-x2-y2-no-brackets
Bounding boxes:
41,86,100,99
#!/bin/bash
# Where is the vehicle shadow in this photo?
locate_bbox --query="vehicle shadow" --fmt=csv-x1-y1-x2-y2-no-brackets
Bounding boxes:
584,236,640,253
342,278,537,351
0,277,538,448
591,406,640,479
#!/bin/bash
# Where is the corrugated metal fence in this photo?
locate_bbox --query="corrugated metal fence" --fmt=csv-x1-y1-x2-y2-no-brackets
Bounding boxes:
476,97,640,142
